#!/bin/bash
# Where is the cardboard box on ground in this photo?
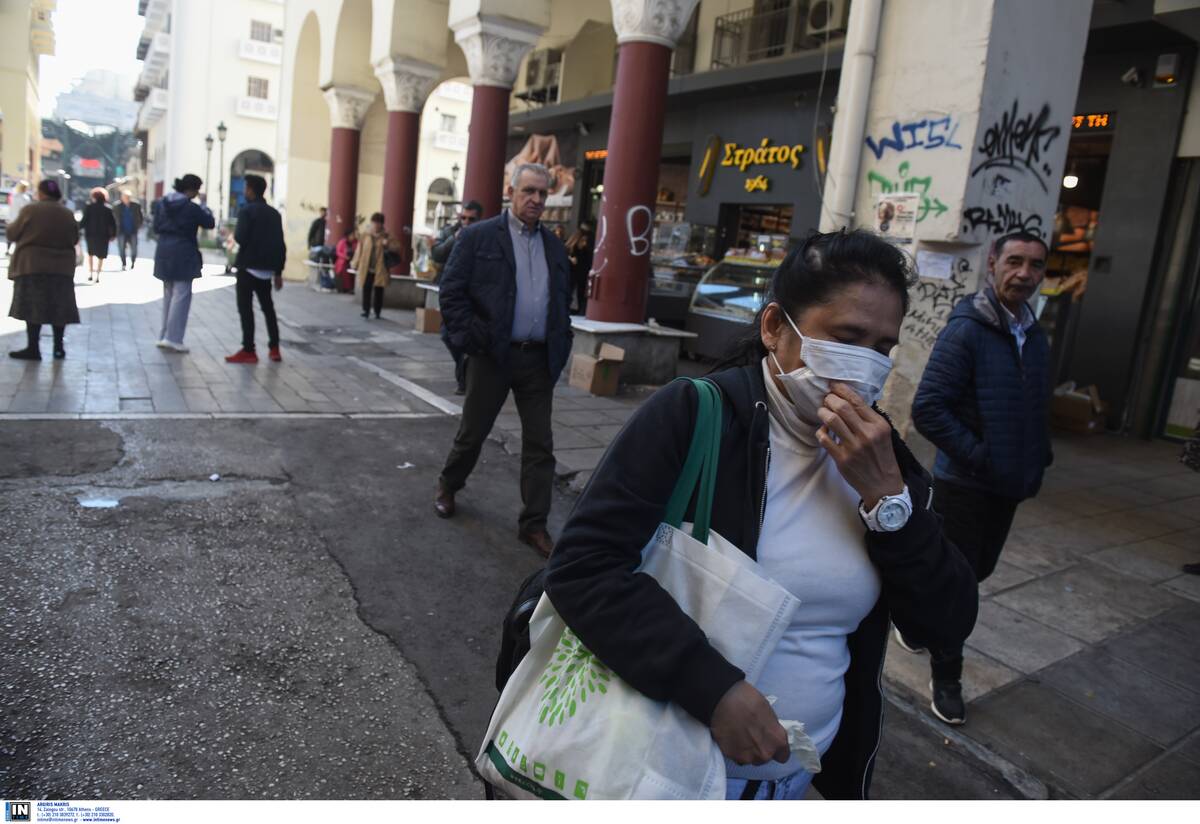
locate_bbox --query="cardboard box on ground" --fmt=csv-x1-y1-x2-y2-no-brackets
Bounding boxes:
1050,382,1108,434
570,343,626,396
415,308,441,334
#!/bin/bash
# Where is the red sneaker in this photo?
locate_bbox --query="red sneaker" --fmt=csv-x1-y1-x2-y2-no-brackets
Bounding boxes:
268,346,282,362
225,349,259,364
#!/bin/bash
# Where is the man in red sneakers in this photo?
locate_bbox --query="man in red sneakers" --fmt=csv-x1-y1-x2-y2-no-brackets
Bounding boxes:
226,174,286,364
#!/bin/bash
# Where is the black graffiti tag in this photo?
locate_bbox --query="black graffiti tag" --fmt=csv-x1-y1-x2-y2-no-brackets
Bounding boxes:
971,101,1061,192
961,204,1045,238
904,260,971,349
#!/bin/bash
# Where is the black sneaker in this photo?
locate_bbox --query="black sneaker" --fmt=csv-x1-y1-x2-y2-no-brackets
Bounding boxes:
930,678,966,725
893,626,925,654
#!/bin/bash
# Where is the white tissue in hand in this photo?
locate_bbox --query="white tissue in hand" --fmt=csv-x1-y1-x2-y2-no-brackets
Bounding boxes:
765,695,822,774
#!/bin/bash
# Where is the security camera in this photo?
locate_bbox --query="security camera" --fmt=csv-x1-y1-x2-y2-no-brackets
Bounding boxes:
1121,67,1142,87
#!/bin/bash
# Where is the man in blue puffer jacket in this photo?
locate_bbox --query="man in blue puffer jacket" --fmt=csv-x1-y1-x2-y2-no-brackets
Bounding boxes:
909,230,1053,726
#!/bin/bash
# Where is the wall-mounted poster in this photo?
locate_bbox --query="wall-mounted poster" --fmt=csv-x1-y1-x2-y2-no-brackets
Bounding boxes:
874,192,918,245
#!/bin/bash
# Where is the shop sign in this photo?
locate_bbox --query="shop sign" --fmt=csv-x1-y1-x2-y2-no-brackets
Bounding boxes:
584,149,608,160
1072,112,1115,131
698,135,805,196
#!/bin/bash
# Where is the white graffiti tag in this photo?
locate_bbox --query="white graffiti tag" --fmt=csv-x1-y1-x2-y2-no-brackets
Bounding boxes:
626,205,653,257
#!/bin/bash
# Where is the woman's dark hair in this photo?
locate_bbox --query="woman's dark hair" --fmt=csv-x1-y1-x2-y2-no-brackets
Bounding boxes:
37,179,62,201
370,212,386,224
91,187,107,203
174,174,203,193
715,229,917,368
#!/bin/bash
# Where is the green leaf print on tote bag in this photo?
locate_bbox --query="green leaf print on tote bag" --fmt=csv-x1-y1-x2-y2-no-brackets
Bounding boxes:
476,379,803,800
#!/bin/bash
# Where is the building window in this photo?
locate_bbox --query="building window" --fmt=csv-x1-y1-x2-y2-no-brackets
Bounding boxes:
440,113,457,132
247,77,269,99
250,20,273,43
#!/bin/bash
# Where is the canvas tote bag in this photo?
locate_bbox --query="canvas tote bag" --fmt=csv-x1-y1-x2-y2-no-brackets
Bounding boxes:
476,379,802,800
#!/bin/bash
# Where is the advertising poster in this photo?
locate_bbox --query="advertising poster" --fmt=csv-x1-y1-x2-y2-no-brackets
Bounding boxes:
874,192,918,245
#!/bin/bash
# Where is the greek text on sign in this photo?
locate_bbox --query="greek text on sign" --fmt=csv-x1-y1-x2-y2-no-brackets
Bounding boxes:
721,139,806,172
1072,112,1115,131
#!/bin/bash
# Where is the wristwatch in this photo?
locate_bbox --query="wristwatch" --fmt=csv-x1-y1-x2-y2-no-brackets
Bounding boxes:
860,486,913,532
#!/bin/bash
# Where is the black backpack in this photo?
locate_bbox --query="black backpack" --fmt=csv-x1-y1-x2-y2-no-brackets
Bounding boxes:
494,568,547,691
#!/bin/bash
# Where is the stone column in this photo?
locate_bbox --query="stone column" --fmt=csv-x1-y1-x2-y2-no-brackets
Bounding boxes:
322,85,376,244
452,16,542,217
375,57,441,273
587,0,699,323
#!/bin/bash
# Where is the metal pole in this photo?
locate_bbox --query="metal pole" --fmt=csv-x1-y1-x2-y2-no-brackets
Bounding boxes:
205,147,212,203
218,141,226,220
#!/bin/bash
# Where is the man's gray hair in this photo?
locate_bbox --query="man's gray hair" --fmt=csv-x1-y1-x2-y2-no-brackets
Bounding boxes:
510,162,552,189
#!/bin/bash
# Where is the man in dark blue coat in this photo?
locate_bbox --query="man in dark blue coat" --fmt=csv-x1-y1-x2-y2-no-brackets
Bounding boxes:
225,174,286,364
910,230,1053,725
434,164,573,558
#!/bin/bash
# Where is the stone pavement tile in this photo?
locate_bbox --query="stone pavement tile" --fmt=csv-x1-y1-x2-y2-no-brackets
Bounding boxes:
885,638,1021,703
1139,474,1200,502
7,391,50,413
1040,484,1170,517
966,681,1163,797
1037,648,1200,747
1179,731,1200,766
181,388,221,413
47,389,86,413
1160,526,1200,549
600,407,636,423
552,425,603,450
119,398,154,412
1162,573,1200,603
1095,507,1199,541
1109,754,1200,799
1100,604,1200,688
967,601,1084,674
979,560,1038,596
554,409,619,427
999,530,1080,576
555,447,607,475
589,423,627,443
994,562,1184,644
1158,495,1200,521
1019,517,1142,555
1090,538,1198,583
1011,497,1072,529
494,412,521,432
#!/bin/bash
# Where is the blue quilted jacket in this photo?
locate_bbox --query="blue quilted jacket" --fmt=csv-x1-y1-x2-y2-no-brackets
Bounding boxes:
912,287,1052,501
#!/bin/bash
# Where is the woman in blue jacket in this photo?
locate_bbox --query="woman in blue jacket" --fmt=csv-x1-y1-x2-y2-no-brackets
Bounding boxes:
153,174,214,352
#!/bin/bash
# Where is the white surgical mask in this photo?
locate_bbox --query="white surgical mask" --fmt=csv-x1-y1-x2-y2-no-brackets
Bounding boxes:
769,306,894,427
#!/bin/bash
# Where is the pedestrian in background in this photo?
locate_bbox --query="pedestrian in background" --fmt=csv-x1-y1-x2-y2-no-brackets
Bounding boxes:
565,220,594,315
112,190,144,270
225,174,286,365
434,164,573,558
80,188,116,283
431,201,482,394
307,207,327,250
908,230,1053,726
334,228,358,293
544,230,976,799
153,174,214,354
4,180,32,256
6,179,80,361
350,212,397,320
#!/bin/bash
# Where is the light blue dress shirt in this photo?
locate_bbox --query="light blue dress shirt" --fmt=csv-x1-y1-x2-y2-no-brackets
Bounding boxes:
507,210,550,343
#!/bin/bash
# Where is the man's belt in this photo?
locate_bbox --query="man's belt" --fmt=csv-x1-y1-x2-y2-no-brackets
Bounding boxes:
510,340,547,350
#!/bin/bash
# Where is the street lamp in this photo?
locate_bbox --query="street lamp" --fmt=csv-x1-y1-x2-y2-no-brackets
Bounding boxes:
216,121,227,220
451,162,460,197
204,133,214,204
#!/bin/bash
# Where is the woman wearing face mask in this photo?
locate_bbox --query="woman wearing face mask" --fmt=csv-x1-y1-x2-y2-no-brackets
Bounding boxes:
544,230,977,800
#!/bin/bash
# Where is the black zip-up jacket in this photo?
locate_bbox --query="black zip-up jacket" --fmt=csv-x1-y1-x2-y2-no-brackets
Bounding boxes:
234,199,287,275
545,364,978,799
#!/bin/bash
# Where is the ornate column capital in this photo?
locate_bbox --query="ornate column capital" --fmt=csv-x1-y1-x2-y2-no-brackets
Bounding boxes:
451,15,543,89
322,85,377,130
374,57,442,114
611,0,700,47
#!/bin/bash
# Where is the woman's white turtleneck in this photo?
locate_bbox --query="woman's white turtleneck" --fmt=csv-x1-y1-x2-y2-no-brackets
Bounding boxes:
726,359,882,781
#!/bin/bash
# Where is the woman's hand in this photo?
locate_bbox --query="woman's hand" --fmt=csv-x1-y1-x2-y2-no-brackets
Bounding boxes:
816,382,905,509
710,681,790,766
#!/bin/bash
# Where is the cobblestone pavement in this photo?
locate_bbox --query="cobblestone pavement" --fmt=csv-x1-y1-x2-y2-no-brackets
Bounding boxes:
3,244,1198,798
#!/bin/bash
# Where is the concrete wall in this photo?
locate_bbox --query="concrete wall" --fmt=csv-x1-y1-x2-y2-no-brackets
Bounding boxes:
0,0,42,183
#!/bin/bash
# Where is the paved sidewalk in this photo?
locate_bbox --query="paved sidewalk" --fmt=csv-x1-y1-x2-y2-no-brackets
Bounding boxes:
3,251,1197,798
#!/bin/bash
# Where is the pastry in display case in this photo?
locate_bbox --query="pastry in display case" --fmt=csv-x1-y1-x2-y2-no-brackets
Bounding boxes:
648,222,718,327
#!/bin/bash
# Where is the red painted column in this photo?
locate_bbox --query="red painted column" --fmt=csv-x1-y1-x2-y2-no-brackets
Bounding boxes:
462,85,511,218
327,126,361,244
382,110,420,273
586,42,673,323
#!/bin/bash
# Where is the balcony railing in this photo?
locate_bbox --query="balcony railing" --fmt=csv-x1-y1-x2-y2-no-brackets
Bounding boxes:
236,96,279,121
136,87,168,131
433,130,468,152
239,38,282,65
711,1,810,70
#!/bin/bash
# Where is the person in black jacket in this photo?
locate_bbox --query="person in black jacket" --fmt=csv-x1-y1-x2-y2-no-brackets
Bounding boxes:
909,230,1052,726
112,191,144,270
432,201,483,394
225,174,286,364
307,207,327,250
544,230,977,800
80,188,117,283
435,166,573,558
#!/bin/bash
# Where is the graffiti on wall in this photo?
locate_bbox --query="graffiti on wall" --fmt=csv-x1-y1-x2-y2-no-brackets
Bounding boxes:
970,100,1062,192
866,161,949,222
902,257,972,350
586,198,657,297
961,203,1045,238
864,116,963,160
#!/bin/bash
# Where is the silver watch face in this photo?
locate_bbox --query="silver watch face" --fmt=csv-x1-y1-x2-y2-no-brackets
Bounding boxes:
878,499,910,530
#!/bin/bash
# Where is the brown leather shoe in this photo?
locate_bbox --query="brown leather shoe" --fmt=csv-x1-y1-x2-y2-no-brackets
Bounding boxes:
434,483,456,519
518,529,555,559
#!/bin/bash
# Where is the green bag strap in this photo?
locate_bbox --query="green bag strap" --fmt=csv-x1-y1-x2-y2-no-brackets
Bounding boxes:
663,378,723,543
